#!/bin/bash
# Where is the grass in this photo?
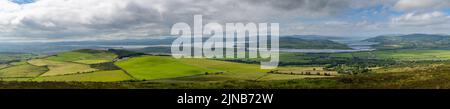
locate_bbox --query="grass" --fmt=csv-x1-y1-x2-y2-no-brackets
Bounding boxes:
0,64,8,69
34,70,134,82
279,53,313,63
277,66,337,75
0,63,48,78
0,53,36,63
0,78,34,82
0,61,450,89
373,62,443,73
373,50,450,61
169,58,270,81
28,59,97,77
115,56,218,80
329,49,450,61
274,50,450,65
74,60,111,64
46,50,117,64
155,58,340,82
168,59,337,81
257,74,332,81
1,49,450,88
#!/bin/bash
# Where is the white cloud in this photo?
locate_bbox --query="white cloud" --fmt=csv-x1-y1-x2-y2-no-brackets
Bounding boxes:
1,0,450,41
394,0,450,11
0,0,360,41
0,0,166,40
391,11,450,26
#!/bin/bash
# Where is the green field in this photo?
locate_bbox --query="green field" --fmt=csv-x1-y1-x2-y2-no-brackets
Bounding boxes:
115,56,219,80
0,53,336,83
34,70,133,82
5,49,450,83
0,53,36,64
113,55,322,81
156,58,332,81
28,59,98,76
0,64,8,69
330,50,450,61
0,78,34,82
276,66,337,75
0,48,449,89
272,49,450,66
159,60,264,81
74,60,112,64
372,50,450,61
46,49,117,64
0,63,48,78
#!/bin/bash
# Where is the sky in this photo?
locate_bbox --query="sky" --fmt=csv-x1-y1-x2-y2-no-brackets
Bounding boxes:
1,0,450,42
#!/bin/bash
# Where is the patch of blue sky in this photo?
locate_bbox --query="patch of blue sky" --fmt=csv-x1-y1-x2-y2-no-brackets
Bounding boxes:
443,9,450,14
9,0,35,4
339,5,394,22
295,5,398,25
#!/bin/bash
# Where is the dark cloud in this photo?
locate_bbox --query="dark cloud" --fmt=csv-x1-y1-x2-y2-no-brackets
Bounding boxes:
245,0,350,15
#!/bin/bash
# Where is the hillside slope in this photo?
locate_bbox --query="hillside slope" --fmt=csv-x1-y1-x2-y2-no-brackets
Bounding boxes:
365,34,450,50
280,37,351,49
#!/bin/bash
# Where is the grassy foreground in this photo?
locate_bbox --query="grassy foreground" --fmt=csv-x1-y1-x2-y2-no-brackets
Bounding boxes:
34,70,133,82
0,70,449,89
0,61,450,89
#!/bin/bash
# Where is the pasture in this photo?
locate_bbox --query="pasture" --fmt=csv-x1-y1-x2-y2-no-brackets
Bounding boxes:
46,49,117,64
34,70,133,82
330,50,450,61
74,60,111,64
0,53,36,64
163,58,268,81
115,56,218,80
0,64,8,69
28,59,97,76
275,66,337,76
0,63,47,78
3,49,450,85
160,58,333,81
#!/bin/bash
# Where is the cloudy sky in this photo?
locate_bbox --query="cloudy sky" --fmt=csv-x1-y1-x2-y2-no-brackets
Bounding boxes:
1,0,450,42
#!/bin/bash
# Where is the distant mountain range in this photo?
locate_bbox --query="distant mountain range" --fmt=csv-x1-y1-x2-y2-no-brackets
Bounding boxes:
0,35,354,54
280,35,347,40
365,34,450,50
279,36,351,49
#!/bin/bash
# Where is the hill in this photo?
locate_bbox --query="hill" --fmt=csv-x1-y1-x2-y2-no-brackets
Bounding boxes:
130,36,352,54
279,37,351,49
282,35,346,40
365,34,450,50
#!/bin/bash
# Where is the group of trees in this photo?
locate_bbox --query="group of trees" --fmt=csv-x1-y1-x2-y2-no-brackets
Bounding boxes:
267,70,333,76
107,49,146,59
219,54,395,75
324,64,371,75
89,62,121,71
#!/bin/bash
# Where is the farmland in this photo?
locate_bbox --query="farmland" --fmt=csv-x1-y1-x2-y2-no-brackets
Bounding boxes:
1,46,450,89
329,50,450,61
28,59,98,76
1,62,450,89
0,63,48,78
115,56,218,80
46,49,117,64
0,53,36,64
34,70,133,82
0,49,341,84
